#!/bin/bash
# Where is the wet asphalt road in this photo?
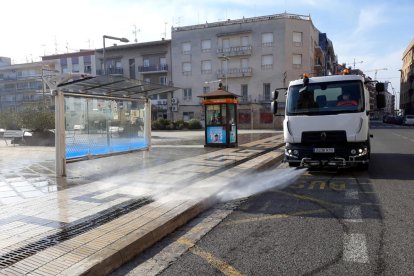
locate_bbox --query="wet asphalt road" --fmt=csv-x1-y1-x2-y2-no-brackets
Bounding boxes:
114,123,414,275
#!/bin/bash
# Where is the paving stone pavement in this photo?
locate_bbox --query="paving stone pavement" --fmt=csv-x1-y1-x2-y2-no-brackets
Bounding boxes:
0,130,284,275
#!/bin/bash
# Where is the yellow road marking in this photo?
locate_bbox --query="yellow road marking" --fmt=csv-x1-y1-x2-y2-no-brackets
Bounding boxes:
222,208,331,226
177,238,244,276
275,190,341,207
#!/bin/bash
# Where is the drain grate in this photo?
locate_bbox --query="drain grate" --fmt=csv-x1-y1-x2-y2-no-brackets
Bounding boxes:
0,197,153,269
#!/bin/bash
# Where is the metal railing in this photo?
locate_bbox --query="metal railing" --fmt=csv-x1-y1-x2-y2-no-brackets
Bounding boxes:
138,64,168,73
217,67,253,78
217,45,252,57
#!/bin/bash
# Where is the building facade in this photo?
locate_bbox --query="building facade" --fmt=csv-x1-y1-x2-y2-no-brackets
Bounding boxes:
400,38,414,115
94,39,173,120
42,50,97,76
0,59,58,112
171,13,335,128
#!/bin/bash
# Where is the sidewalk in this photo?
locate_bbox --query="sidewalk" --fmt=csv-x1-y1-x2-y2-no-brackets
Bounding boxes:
0,130,284,275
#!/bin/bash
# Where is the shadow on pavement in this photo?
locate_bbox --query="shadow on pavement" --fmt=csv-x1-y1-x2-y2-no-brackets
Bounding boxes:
369,153,414,180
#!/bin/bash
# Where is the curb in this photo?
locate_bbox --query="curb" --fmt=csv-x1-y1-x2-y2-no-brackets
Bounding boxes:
63,146,285,275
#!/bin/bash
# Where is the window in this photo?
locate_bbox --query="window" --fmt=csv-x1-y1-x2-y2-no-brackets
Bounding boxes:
241,58,249,69
143,59,150,67
241,84,248,102
159,76,167,85
61,64,69,73
222,39,230,51
183,88,192,101
241,36,249,47
182,62,191,76
293,32,303,46
263,83,271,101
160,57,167,66
72,63,80,73
201,39,211,52
83,55,91,63
183,111,194,121
84,65,92,73
293,54,302,68
72,57,79,65
203,86,210,93
262,33,274,47
182,42,191,54
201,60,212,74
261,55,273,70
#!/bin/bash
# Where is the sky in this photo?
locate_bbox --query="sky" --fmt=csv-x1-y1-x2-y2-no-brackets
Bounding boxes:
1,0,413,95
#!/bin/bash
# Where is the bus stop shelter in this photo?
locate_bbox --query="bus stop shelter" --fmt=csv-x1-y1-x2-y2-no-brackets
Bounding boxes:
49,74,179,177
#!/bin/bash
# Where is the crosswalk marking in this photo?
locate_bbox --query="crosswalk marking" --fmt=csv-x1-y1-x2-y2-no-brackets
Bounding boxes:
343,233,369,263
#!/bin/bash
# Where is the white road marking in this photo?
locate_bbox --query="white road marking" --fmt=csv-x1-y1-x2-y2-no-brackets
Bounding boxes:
343,233,369,263
344,205,363,223
345,189,359,200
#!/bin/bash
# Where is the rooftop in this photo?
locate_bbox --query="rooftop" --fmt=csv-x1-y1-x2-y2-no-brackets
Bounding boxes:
172,12,311,32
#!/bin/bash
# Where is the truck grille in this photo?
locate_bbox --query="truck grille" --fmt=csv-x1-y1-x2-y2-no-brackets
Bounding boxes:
301,131,347,144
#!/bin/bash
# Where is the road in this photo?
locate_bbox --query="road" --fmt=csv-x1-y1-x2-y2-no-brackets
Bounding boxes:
113,122,414,276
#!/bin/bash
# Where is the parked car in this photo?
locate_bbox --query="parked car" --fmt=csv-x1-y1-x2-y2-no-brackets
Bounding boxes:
403,115,414,125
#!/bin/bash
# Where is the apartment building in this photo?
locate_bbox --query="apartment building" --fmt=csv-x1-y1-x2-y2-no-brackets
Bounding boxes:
171,13,335,128
42,50,96,76
0,58,58,112
94,39,173,120
400,38,414,115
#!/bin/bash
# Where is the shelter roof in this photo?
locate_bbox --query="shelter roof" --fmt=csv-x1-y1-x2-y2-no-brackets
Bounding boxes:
55,75,179,99
198,88,239,99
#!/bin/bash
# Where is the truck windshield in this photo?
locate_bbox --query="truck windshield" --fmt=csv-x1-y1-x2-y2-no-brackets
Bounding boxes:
286,80,364,115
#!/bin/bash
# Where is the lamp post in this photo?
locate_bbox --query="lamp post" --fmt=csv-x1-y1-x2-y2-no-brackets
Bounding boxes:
219,54,230,90
102,35,129,75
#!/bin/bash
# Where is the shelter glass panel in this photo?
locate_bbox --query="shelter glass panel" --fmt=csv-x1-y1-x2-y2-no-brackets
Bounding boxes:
65,96,146,159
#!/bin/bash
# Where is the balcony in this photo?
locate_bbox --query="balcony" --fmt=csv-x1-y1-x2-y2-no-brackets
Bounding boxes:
239,95,253,103
96,68,124,76
138,64,168,74
258,94,271,103
217,67,253,79
217,45,252,57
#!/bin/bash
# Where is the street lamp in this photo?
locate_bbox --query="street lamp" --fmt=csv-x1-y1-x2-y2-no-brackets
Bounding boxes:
219,54,230,90
102,35,129,75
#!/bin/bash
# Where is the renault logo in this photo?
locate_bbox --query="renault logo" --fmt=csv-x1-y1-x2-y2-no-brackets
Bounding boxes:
320,132,327,141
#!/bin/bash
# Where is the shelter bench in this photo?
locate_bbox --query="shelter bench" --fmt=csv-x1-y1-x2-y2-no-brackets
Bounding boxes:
3,130,24,146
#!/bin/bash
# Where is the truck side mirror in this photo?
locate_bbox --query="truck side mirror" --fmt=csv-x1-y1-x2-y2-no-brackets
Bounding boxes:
271,101,278,115
376,93,386,109
375,82,385,92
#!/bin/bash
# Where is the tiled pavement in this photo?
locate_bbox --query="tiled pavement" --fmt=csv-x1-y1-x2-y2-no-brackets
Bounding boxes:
0,131,284,275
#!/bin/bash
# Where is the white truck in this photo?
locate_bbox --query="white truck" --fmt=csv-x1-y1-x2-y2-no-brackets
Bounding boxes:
272,74,385,169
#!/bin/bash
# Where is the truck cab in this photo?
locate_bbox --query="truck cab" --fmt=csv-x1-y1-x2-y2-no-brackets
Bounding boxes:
275,74,385,169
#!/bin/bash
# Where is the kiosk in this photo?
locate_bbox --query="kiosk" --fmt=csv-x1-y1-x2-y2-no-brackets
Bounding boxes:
199,84,239,147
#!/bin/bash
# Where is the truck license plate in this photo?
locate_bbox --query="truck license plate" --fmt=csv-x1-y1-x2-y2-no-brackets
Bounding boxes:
313,148,335,153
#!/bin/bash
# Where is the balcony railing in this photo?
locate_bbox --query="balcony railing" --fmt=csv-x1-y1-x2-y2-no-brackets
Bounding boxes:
258,94,271,103
239,95,253,103
217,67,253,78
138,64,168,73
217,45,252,57
96,68,124,76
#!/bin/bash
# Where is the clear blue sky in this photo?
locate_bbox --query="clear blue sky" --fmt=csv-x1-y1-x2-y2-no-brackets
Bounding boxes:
2,0,412,92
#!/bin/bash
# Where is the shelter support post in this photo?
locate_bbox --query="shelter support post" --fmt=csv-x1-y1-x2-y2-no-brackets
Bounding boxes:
144,99,152,150
55,90,66,177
